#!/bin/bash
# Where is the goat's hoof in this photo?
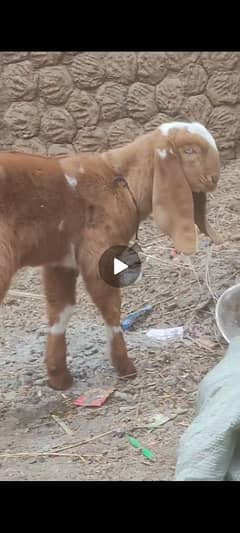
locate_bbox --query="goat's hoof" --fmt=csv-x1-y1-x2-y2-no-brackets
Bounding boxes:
48,370,73,391
118,360,137,379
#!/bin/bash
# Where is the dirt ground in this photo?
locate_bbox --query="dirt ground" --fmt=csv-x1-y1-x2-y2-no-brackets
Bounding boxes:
1,159,240,481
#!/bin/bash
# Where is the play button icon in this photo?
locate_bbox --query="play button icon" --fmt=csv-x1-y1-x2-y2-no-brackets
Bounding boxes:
99,245,142,288
114,257,128,275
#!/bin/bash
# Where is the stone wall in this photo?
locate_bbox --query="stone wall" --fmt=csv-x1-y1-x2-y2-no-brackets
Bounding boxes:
0,51,240,160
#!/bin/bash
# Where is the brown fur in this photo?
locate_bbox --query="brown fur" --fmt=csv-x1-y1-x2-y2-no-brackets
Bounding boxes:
104,128,222,253
0,125,222,390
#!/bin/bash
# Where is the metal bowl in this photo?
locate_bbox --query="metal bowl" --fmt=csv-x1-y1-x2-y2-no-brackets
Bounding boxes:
215,283,240,343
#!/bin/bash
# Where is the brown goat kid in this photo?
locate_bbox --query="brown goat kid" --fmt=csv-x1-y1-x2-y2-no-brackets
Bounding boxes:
0,122,222,390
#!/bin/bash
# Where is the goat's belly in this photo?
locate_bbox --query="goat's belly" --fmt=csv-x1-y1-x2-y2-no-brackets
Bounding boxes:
50,243,78,270
20,234,77,269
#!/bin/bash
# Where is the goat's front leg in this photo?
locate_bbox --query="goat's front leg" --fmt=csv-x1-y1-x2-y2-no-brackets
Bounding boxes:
42,266,78,390
79,254,136,378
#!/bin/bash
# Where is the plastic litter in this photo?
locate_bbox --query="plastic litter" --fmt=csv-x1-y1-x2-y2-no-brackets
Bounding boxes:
145,326,184,342
73,387,114,408
127,435,155,461
121,304,153,331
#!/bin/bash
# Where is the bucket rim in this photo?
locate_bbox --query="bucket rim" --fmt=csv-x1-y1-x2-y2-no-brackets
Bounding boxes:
215,282,240,343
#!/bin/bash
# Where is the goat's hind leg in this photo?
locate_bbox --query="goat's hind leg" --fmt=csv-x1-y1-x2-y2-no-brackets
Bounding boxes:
0,238,16,303
43,266,78,390
0,239,16,366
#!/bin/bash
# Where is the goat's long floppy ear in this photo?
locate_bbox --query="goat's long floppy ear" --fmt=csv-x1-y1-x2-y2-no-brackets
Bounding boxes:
193,192,223,244
152,148,198,254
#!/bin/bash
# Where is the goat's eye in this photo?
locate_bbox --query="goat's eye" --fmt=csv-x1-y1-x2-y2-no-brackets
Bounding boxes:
184,147,194,154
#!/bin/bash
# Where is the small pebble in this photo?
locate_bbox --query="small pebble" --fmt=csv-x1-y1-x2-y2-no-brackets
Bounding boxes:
85,347,98,356
34,378,46,386
23,377,33,385
114,391,131,402
4,391,16,402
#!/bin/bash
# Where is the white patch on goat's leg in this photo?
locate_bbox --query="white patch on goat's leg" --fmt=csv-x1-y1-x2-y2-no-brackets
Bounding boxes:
50,305,74,335
104,322,136,376
105,323,122,355
105,324,122,341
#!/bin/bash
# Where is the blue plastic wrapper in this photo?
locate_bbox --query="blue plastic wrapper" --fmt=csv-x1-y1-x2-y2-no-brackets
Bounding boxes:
121,304,153,331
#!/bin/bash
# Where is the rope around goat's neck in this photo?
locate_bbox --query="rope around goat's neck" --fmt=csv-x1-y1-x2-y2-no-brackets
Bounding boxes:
113,175,141,248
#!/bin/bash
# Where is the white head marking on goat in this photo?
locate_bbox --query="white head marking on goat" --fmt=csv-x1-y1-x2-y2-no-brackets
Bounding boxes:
159,121,217,151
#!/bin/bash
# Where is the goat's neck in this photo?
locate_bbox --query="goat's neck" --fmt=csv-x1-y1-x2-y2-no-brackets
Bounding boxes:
105,136,154,222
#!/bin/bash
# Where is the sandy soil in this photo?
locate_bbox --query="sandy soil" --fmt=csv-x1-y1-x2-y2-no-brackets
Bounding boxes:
0,159,240,481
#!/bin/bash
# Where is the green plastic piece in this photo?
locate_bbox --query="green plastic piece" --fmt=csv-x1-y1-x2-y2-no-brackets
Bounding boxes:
127,435,155,460
127,435,142,449
142,448,155,460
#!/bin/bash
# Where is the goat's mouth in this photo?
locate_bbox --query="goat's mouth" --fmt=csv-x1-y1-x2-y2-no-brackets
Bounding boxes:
205,182,218,193
192,186,214,194
191,178,218,194
199,174,219,192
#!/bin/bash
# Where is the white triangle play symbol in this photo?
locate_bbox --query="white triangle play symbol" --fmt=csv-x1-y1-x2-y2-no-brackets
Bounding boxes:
114,257,128,275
